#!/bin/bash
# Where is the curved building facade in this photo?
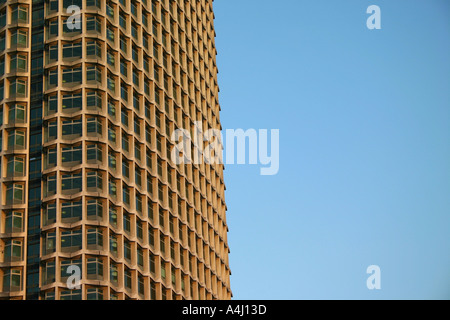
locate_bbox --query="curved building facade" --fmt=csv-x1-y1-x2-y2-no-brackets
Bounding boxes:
0,0,231,300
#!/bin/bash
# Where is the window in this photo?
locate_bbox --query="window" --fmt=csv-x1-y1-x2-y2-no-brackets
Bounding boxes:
61,145,82,164
44,203,56,225
157,161,163,177
144,58,150,74
8,104,25,125
135,169,142,187
47,69,58,87
120,36,127,53
145,125,152,144
122,134,129,152
87,144,103,162
158,183,164,202
86,287,103,300
44,291,55,300
109,206,117,226
138,275,144,295
47,95,58,114
61,201,82,221
62,67,82,85
108,152,117,170
133,93,140,110
9,79,27,97
121,107,128,127
86,0,101,9
62,42,82,59
87,228,103,249
107,25,115,43
106,3,115,19
152,21,158,37
6,156,25,177
122,159,129,178
109,179,117,197
11,29,28,47
157,134,163,152
6,183,24,204
10,54,27,72
120,60,127,77
86,65,102,83
62,119,82,137
123,185,130,205
147,174,153,195
87,199,103,220
135,143,141,161
161,261,166,279
0,10,5,28
86,15,101,33
159,210,166,229
86,91,102,109
143,35,149,50
61,173,82,192
46,121,57,141
170,218,175,236
107,74,115,92
132,46,139,63
87,117,103,136
108,101,116,118
119,12,126,29
131,1,137,16
87,171,103,190
86,40,102,58
61,230,82,252
44,231,56,254
42,261,55,285
109,234,118,255
150,254,156,273
155,89,160,105
0,33,4,52
131,23,138,39
142,12,148,29
124,269,132,289
124,241,131,261
170,239,176,261
148,201,154,221
179,223,184,242
63,0,82,9
48,44,58,62
4,211,23,233
136,220,143,240
0,56,4,75
110,263,118,284
123,213,131,233
107,50,115,67
60,289,82,301
2,269,22,291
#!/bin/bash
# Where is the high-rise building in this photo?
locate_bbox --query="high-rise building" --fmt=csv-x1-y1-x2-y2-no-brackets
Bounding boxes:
0,0,231,300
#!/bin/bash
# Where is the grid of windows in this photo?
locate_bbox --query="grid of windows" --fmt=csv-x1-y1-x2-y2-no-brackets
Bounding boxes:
0,0,31,300
1,0,231,300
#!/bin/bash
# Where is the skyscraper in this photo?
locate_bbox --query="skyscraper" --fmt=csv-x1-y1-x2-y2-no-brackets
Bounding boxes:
0,0,231,300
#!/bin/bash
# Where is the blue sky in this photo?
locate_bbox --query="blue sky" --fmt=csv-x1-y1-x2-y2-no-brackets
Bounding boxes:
213,0,450,299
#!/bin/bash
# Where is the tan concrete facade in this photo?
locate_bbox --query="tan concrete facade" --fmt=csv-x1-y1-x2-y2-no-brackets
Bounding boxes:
0,0,231,300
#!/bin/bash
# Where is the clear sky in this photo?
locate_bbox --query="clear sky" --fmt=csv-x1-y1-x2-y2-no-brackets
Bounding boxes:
213,0,450,299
